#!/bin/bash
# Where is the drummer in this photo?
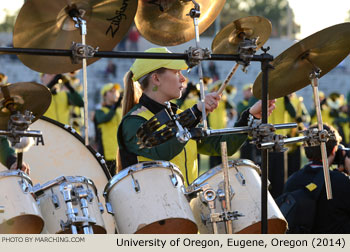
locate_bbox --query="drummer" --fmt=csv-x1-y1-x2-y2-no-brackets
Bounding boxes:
117,47,275,186
0,136,30,174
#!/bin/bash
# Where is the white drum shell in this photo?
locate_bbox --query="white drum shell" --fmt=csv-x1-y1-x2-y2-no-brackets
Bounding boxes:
105,162,198,234
189,159,287,234
35,176,106,234
0,117,116,233
0,171,44,234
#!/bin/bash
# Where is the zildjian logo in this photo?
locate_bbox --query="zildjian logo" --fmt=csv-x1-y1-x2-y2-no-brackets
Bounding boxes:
105,0,129,38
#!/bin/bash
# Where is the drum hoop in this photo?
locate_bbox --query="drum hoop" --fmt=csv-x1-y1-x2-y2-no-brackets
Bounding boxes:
0,170,33,185
33,175,98,195
103,160,183,197
190,159,260,187
39,116,112,180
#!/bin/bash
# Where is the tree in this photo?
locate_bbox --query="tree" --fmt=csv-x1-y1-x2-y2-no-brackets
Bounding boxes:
0,10,18,33
203,0,299,38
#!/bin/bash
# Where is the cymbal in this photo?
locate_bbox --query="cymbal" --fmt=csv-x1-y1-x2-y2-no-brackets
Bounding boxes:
211,16,272,54
253,22,350,99
13,0,137,74
134,0,225,46
0,82,52,130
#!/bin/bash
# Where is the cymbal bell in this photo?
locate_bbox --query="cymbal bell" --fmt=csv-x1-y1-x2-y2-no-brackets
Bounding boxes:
0,82,52,130
13,0,137,74
211,16,272,54
253,22,350,99
135,0,225,46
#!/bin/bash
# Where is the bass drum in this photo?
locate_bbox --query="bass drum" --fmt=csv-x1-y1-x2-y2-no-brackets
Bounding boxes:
21,117,115,233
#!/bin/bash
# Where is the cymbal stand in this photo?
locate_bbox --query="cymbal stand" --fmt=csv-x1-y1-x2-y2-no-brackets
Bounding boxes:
309,68,333,199
259,47,273,233
70,10,98,146
187,0,211,130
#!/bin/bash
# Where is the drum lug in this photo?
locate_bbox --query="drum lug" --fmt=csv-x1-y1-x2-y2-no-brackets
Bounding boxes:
169,163,178,187
0,206,4,213
98,202,104,214
18,178,30,193
105,202,114,215
200,213,207,225
51,194,60,209
129,172,140,193
169,174,178,187
234,169,246,186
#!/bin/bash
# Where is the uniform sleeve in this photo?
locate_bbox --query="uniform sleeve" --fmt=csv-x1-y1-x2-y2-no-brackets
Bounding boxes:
67,91,84,107
120,115,187,161
197,109,250,156
95,108,116,124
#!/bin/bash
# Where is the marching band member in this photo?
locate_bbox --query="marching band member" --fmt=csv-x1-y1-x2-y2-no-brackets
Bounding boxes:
117,47,275,186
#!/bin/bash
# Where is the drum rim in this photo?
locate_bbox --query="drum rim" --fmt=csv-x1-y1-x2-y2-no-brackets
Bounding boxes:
37,116,112,180
189,159,260,187
32,175,98,196
0,170,33,185
103,160,184,198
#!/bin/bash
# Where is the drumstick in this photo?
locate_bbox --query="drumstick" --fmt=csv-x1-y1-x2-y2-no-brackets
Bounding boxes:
220,142,233,234
216,63,239,96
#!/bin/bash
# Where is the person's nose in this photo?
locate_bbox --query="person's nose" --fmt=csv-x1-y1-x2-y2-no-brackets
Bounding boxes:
179,72,186,82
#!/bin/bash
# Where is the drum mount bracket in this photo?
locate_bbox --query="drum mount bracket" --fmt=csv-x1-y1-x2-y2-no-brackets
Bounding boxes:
249,117,287,152
185,47,211,69
302,127,335,146
3,111,43,148
70,42,99,64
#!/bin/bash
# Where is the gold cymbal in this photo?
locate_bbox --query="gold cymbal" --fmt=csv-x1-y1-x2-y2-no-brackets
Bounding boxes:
13,0,137,74
0,82,52,130
253,22,350,99
135,0,225,46
211,16,272,54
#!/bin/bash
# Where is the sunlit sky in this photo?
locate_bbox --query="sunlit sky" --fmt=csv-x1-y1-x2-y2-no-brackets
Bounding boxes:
1,0,350,40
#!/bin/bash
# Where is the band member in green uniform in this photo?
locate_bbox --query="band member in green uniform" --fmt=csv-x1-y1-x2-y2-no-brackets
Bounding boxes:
117,47,275,186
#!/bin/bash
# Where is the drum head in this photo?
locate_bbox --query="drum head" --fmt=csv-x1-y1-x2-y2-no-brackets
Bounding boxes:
0,215,44,234
0,117,115,233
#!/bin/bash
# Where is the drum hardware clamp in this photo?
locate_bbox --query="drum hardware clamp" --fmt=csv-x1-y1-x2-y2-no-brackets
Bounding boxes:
217,182,235,201
70,42,99,65
185,46,211,69
75,186,95,234
256,127,337,151
60,183,96,234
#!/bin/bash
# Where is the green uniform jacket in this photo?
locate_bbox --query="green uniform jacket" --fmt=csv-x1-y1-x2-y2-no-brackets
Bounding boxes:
118,94,249,185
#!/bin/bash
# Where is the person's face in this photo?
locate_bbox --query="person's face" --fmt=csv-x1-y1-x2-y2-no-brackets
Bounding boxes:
105,88,120,104
243,88,252,99
155,69,186,101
